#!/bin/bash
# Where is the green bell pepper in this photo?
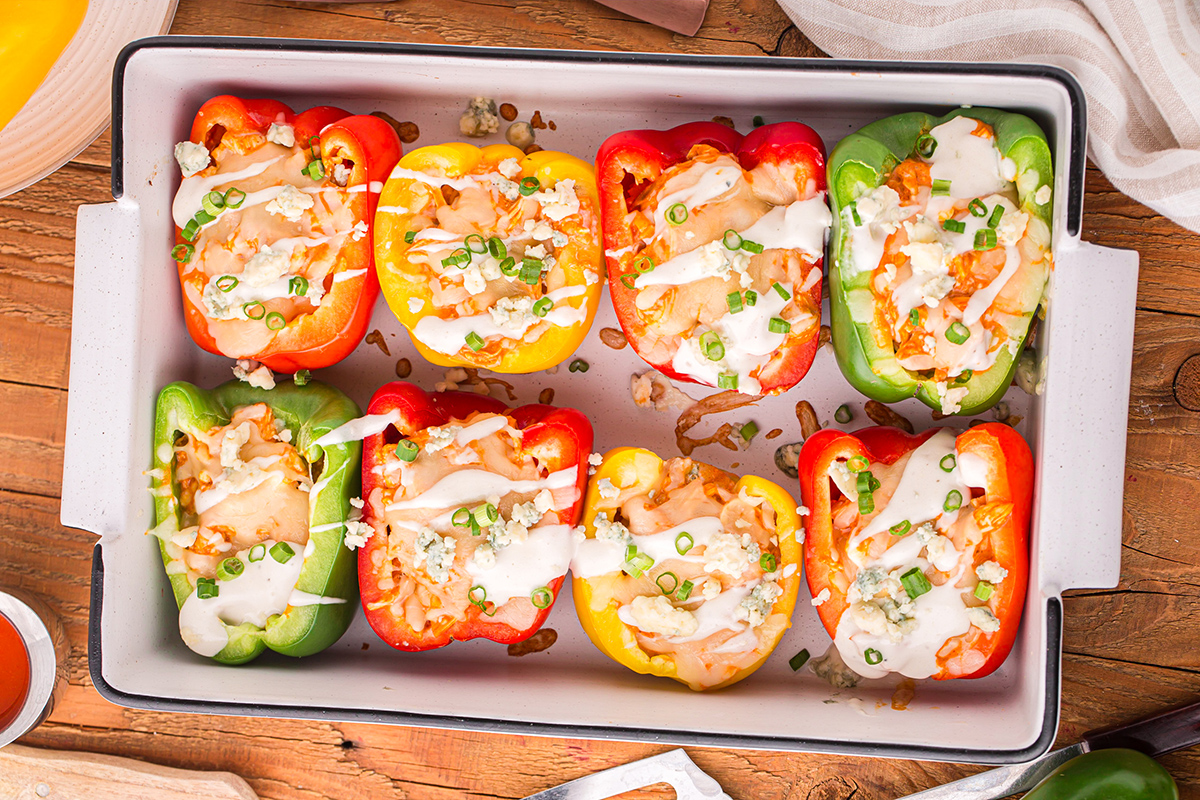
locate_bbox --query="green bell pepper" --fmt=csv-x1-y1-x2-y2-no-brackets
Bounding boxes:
827,106,1053,415
148,379,362,664
1023,749,1177,800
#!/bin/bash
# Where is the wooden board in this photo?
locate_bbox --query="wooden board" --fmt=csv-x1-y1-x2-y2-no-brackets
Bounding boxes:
0,1,1198,799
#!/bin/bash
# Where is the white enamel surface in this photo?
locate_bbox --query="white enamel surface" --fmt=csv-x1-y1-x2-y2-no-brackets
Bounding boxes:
60,44,1134,762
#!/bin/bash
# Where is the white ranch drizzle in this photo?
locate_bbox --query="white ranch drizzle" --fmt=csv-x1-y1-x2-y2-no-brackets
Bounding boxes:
388,167,502,192
313,410,401,448
569,516,725,579
465,523,581,606
411,302,589,356
651,163,742,239
385,467,578,512
172,156,283,229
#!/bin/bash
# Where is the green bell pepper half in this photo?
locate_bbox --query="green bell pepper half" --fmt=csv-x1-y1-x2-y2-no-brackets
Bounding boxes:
149,379,362,664
827,106,1053,415
1023,749,1177,800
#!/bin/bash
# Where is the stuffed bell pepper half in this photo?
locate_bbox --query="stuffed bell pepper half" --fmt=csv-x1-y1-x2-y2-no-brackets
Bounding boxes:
171,95,402,372
828,107,1053,414
147,380,363,664
572,448,801,691
373,144,604,372
597,121,831,395
357,382,593,650
798,423,1032,680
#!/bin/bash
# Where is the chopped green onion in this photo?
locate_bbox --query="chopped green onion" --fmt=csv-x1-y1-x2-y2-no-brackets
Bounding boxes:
482,602,498,617
289,276,309,296
908,308,920,326
248,544,266,563
620,273,637,290
946,321,971,344
656,572,680,595
916,133,937,158
666,203,689,226
499,256,518,276
264,312,286,331
569,358,589,373
849,201,862,226
193,209,214,226
700,331,724,362
487,236,507,259
519,176,540,196
630,552,654,574
789,648,811,671
214,275,239,293
306,135,320,158
931,178,951,196
441,248,471,269
217,557,244,581
744,290,757,307
270,542,295,564
726,292,744,314
942,218,966,234
469,585,487,607
968,198,988,217
890,520,912,537
293,369,310,386
532,296,553,317
394,439,419,462
302,159,325,180
901,567,932,599
740,421,758,441
625,543,638,562
847,455,869,473
633,255,655,274
223,187,247,208
834,404,853,424
465,331,485,351
676,579,695,601
858,492,875,515
987,204,1005,229
864,647,883,665
940,454,957,472
675,532,694,555
519,258,543,285
752,115,765,128
740,239,764,254
464,233,488,254
195,577,219,600
974,228,997,250
722,229,742,250
856,471,880,495
944,490,963,512
452,508,472,527
172,243,194,263
404,230,417,244
717,373,738,391
243,301,266,320
201,191,226,216
768,317,791,335
975,581,995,601
469,516,481,537
473,503,499,526
772,281,791,300
759,553,777,572
181,219,201,242
531,586,553,608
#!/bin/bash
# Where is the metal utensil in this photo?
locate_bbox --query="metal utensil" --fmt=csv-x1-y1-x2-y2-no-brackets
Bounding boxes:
896,698,1200,800
522,749,730,800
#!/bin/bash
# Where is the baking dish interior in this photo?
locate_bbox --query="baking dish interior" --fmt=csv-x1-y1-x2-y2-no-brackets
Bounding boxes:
80,40,1086,760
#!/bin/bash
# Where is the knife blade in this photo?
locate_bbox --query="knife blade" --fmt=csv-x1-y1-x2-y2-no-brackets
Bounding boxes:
521,749,731,800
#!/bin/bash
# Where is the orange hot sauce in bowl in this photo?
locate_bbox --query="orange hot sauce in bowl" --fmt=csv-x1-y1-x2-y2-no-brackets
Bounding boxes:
0,612,31,730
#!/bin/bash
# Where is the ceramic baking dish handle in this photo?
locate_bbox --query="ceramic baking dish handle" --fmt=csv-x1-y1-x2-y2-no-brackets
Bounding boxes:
60,201,144,537
1035,239,1140,594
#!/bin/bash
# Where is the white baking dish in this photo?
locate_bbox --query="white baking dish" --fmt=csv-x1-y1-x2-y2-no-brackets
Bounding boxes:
61,38,1139,763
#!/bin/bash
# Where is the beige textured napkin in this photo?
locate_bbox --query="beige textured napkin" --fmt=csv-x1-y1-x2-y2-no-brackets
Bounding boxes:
776,0,1200,233
594,0,710,36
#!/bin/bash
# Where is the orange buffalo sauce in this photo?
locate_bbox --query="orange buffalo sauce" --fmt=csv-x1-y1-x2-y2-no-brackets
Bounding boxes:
0,612,31,730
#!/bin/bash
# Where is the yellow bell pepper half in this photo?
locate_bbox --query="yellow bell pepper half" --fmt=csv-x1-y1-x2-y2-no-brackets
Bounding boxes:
374,143,604,373
0,0,88,134
573,447,802,691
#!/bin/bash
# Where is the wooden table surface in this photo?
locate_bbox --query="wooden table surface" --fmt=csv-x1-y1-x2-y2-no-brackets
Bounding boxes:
3,0,1199,797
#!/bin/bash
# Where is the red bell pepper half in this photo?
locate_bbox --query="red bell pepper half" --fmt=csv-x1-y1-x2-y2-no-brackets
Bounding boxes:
358,382,593,651
798,423,1032,680
174,95,402,372
596,121,830,396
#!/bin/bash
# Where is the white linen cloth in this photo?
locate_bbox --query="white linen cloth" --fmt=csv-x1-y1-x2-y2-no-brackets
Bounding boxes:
776,0,1200,233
